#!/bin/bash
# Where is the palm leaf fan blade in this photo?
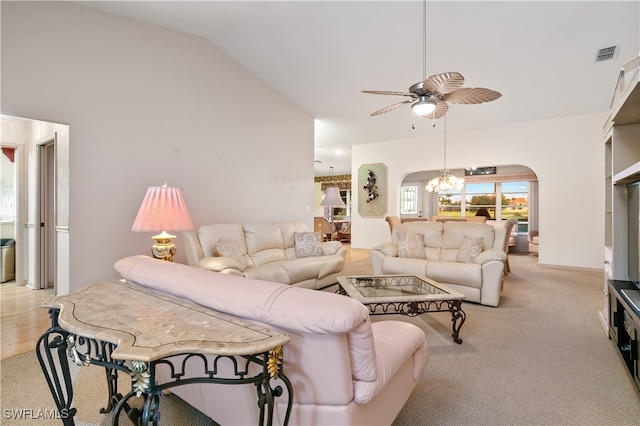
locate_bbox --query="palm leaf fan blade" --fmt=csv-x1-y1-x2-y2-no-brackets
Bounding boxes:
370,99,413,116
442,87,502,104
422,72,465,94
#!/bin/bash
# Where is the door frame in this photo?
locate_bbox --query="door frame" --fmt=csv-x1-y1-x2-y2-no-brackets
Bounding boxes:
36,135,56,291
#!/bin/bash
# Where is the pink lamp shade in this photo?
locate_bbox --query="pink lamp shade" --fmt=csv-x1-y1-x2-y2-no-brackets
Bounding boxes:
132,185,194,233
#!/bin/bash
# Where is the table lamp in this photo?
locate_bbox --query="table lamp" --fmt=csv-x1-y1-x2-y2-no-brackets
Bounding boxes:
131,184,194,262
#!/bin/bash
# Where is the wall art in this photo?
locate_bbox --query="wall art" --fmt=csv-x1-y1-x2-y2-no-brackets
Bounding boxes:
358,163,387,218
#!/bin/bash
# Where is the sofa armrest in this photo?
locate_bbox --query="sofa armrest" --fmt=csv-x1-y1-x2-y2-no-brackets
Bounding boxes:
372,242,398,257
473,249,507,265
370,244,398,275
183,231,205,266
321,241,342,255
196,256,245,273
352,321,428,404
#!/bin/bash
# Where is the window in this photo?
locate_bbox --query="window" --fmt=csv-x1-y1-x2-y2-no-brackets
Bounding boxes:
433,180,530,230
400,185,419,215
465,183,496,217
501,181,529,231
331,190,351,219
436,190,462,217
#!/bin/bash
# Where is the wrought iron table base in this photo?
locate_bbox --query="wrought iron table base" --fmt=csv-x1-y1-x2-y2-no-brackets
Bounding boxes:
337,285,467,344
36,308,293,425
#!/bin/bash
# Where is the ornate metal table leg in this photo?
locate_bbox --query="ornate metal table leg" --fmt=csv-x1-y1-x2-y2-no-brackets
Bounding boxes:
449,300,466,344
35,308,77,426
255,346,294,426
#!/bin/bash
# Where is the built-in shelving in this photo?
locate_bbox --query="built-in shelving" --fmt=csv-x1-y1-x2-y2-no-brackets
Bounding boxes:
601,57,640,396
600,56,640,335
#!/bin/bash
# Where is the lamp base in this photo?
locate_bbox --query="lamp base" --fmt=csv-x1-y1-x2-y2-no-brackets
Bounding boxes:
151,231,176,262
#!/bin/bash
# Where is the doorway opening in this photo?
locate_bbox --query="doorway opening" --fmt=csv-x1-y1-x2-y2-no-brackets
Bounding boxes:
0,114,69,295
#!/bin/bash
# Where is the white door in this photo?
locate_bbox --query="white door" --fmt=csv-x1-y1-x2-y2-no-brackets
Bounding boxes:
400,182,424,218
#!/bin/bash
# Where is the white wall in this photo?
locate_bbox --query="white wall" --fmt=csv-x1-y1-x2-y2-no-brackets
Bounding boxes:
2,2,315,293
352,112,606,270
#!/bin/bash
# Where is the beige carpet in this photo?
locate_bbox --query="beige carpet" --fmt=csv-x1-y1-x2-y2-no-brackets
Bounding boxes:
1,254,639,425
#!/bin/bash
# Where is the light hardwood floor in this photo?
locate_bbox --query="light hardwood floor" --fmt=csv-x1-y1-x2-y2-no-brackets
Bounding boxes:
1,282,54,360
0,245,370,360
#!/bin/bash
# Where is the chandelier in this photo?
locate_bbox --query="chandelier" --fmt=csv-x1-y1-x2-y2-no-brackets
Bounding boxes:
426,116,464,193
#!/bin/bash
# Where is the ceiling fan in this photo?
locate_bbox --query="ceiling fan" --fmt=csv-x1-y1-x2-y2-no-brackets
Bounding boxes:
362,1,501,120
362,72,502,120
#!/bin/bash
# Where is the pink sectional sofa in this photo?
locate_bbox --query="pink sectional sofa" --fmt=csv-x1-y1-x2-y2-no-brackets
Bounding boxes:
115,255,429,425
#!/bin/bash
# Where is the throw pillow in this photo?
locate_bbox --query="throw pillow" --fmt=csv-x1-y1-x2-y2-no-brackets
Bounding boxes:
456,236,484,263
294,232,323,258
396,232,426,258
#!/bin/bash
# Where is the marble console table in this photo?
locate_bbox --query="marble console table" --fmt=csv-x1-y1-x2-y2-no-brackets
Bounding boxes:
36,280,292,425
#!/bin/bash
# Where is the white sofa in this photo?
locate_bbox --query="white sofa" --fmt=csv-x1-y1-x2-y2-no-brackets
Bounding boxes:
370,221,508,307
115,255,430,426
183,221,346,289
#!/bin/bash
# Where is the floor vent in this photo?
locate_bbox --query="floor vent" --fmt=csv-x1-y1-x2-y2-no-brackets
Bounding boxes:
595,45,618,62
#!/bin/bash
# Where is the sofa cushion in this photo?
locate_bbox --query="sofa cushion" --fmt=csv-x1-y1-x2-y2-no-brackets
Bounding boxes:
427,261,483,289
279,258,323,282
280,221,309,249
317,254,345,279
456,236,484,263
294,232,323,258
243,223,284,255
198,224,246,258
442,222,494,251
397,222,444,249
243,263,290,284
251,248,287,267
215,238,253,270
381,257,428,276
396,232,426,259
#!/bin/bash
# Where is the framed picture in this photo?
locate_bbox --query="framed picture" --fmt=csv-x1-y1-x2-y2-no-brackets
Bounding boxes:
358,163,387,217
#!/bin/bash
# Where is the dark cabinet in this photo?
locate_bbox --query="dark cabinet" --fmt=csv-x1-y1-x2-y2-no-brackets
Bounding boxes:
609,280,640,392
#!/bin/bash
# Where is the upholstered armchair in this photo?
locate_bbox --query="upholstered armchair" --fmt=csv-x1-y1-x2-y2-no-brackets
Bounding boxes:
486,218,518,273
385,216,402,235
529,230,539,255
337,222,351,242
321,217,338,241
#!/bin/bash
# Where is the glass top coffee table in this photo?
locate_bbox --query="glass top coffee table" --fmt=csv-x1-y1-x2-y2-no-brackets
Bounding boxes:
337,275,466,344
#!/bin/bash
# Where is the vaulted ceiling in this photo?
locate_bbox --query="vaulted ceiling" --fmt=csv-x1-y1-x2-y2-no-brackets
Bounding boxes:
78,1,639,176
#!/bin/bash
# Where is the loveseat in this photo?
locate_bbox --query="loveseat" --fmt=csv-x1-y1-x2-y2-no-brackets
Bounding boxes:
529,230,539,255
370,221,508,307
115,255,430,426
183,221,346,289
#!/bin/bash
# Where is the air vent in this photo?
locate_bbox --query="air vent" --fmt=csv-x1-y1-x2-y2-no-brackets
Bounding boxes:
595,45,618,62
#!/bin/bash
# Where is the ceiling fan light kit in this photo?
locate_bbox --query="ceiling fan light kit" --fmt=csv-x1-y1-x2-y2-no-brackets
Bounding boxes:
411,96,436,116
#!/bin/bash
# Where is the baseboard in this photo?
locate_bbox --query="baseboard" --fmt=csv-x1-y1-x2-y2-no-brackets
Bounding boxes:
536,263,604,274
